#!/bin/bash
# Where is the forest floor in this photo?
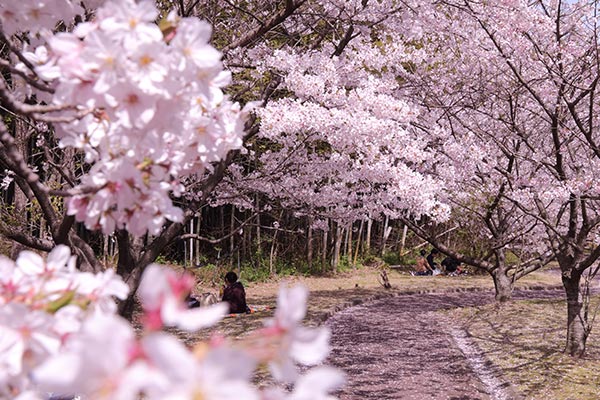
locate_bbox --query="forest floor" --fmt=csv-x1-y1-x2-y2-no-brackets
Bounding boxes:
175,265,600,399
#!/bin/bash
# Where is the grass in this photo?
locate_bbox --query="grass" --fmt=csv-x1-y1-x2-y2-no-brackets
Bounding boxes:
190,266,565,336
448,296,600,400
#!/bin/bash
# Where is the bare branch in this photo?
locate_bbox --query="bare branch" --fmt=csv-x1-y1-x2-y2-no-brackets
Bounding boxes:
0,29,38,74
222,0,307,52
0,58,55,93
0,225,54,252
0,78,78,116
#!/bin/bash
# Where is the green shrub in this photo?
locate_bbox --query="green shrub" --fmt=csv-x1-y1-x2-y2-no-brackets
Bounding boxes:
240,265,271,282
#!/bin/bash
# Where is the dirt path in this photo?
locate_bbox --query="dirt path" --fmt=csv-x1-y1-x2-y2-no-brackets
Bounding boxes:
326,288,565,400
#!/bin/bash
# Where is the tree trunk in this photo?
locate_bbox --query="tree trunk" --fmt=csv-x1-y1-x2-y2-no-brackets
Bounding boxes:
269,221,279,276
242,212,247,264
220,206,225,239
187,218,195,267
562,269,587,357
381,216,391,256
332,223,342,273
365,218,372,253
10,119,28,259
491,267,514,302
398,224,408,260
229,206,235,259
103,234,109,267
353,219,364,267
115,231,140,319
194,215,201,266
345,225,351,257
255,194,261,248
307,218,313,272
321,226,328,272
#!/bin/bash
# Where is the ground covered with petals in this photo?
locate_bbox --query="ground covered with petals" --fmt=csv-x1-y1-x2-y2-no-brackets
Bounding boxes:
167,266,600,399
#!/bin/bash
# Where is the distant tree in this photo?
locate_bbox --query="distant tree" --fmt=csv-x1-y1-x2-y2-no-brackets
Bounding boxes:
401,0,600,357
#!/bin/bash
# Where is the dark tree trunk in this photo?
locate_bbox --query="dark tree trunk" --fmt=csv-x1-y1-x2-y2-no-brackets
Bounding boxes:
562,269,587,357
10,118,28,259
115,230,143,320
307,218,313,272
117,292,138,321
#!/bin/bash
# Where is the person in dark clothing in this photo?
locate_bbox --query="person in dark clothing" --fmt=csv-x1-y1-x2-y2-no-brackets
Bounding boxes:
426,249,440,271
222,271,250,314
441,257,461,273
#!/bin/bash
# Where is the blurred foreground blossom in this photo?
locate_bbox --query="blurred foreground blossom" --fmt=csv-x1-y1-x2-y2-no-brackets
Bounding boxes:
0,246,344,400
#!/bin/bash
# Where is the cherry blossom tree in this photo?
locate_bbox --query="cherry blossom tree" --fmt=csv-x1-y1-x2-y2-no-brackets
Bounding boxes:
0,1,348,398
0,0,265,317
208,0,556,304
393,3,557,301
207,0,452,273
1,0,455,310
399,0,600,356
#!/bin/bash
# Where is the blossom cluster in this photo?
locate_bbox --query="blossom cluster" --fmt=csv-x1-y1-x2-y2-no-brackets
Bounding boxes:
0,245,128,399
12,0,250,236
1,246,343,400
0,0,95,37
216,35,450,226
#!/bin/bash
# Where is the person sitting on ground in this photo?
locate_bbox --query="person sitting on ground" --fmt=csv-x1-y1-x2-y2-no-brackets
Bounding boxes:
426,248,440,274
222,271,250,314
413,250,433,276
441,256,461,275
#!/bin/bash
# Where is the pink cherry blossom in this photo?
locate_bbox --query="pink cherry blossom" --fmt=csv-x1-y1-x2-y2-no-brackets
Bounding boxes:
137,264,228,331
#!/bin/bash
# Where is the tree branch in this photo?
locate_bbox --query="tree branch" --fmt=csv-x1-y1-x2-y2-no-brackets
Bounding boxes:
222,0,307,52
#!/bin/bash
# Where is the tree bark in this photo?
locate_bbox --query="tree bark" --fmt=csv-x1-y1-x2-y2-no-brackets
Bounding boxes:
255,194,261,247
345,224,351,257
115,231,139,319
194,215,201,266
562,269,587,357
9,118,28,259
398,223,408,260
332,223,342,272
321,225,328,272
307,217,313,271
380,216,390,255
353,219,364,267
491,267,514,302
269,233,278,276
229,206,235,257
365,218,372,253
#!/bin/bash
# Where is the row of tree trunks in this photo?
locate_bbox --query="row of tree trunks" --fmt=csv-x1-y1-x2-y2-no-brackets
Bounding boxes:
181,208,403,274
